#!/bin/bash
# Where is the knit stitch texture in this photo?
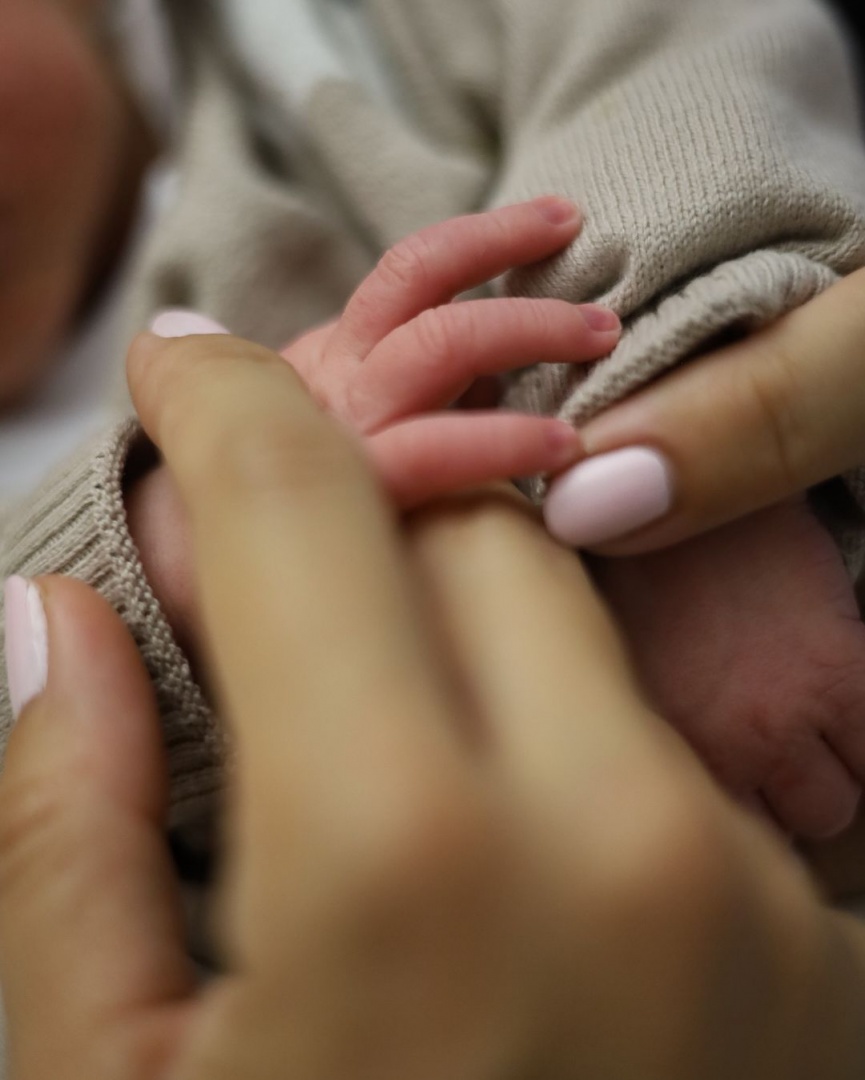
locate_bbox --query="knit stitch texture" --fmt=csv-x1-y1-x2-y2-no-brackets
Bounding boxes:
3,0,865,834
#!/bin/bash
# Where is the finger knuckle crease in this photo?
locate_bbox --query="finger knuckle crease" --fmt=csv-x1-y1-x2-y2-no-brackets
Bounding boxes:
201,421,363,501
377,236,434,293
521,297,554,337
0,780,76,883
744,349,806,494
349,795,492,920
414,307,459,364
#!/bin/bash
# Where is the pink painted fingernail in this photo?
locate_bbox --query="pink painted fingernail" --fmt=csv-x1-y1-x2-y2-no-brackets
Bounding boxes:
150,310,230,338
581,305,621,333
4,577,49,720
532,196,580,226
543,447,674,548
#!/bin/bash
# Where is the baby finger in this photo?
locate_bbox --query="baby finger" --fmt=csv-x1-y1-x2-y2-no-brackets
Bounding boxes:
351,298,620,432
367,412,583,509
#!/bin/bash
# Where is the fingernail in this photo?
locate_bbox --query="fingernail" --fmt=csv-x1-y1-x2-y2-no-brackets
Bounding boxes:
546,421,585,468
532,196,580,226
544,447,674,547
4,577,49,720
149,310,230,338
581,305,621,333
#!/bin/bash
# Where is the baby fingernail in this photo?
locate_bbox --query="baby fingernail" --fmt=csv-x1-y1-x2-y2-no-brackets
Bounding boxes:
581,305,621,333
547,421,584,466
532,196,581,226
544,447,673,547
150,310,230,338
4,577,49,720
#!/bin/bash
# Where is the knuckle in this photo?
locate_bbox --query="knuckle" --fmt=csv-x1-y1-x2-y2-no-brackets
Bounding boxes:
134,335,283,460
0,774,61,859
128,333,210,427
411,489,546,579
191,409,366,506
412,306,462,365
94,1021,177,1080
741,343,808,495
337,376,365,428
519,297,557,339
585,780,736,933
0,775,82,893
472,207,512,254
376,233,435,294
343,785,498,930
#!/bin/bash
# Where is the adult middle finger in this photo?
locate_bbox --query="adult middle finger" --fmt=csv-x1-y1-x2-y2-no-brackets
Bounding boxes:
405,489,699,834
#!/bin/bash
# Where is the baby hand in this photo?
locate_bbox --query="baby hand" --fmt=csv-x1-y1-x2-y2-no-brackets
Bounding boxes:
275,196,621,504
130,199,620,653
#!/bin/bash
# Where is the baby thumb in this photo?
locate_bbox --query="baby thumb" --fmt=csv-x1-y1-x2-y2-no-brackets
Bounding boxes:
544,267,865,555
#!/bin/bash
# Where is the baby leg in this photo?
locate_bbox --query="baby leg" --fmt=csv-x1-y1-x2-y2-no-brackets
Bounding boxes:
591,499,865,839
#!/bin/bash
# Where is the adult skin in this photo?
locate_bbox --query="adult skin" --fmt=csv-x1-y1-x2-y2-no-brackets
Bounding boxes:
544,266,865,891
551,267,865,555
125,242,865,882
1,330,865,1078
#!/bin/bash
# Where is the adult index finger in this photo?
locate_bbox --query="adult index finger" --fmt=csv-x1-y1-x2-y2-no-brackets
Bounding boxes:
544,268,865,554
127,333,472,916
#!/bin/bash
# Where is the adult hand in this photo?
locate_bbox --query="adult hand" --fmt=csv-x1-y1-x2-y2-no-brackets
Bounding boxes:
2,330,865,1078
545,268,865,553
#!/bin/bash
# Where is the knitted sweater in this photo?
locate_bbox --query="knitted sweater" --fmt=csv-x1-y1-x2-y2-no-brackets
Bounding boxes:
3,0,865,838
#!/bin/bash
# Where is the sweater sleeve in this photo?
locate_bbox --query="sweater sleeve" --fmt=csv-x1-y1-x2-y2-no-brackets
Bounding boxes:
373,0,865,567
477,0,865,420
3,0,865,832
0,421,223,831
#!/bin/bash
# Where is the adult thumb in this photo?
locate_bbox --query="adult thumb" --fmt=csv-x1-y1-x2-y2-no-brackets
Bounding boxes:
0,576,194,1079
544,268,865,555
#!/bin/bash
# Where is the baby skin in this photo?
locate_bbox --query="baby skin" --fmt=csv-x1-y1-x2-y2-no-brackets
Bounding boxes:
4,4,863,843
593,501,865,838
0,0,151,404
129,202,865,842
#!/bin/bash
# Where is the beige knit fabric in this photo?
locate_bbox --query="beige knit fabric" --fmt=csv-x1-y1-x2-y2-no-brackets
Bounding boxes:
3,0,865,833
0,422,222,826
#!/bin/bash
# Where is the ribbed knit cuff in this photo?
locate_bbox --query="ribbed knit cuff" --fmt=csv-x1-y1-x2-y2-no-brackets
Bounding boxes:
502,250,865,579
505,250,839,436
0,420,223,830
